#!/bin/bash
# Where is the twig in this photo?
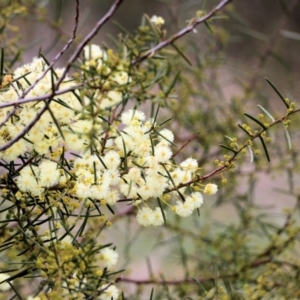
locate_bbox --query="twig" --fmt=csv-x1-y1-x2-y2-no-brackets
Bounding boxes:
172,132,200,158
161,108,300,193
116,273,236,285
20,0,80,100
0,83,82,109
133,0,233,65
55,0,125,90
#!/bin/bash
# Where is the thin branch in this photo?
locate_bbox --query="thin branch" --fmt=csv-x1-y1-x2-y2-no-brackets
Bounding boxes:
172,132,200,158
0,83,82,109
116,273,236,285
161,108,300,193
0,0,124,152
133,0,232,65
20,0,80,100
0,106,17,128
54,0,124,90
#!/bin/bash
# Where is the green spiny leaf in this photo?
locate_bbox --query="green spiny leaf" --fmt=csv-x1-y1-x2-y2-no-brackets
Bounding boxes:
149,288,154,300
247,145,254,163
171,43,192,66
157,197,167,226
244,113,266,129
257,105,275,122
219,144,237,154
282,123,292,150
265,77,289,108
237,124,251,136
259,136,270,162
165,70,181,95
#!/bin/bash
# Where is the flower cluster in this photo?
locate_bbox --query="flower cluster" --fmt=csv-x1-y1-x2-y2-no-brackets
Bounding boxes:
0,43,218,299
68,108,219,226
8,102,218,226
0,44,133,161
0,57,84,160
82,44,131,110
33,234,120,300
150,15,165,26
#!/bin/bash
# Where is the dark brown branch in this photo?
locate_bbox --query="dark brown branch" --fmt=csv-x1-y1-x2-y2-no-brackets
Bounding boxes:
133,0,232,65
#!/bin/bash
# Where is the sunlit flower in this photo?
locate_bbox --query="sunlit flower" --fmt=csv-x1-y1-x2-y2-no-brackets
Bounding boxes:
204,183,218,195
186,192,203,209
154,145,172,163
99,284,119,300
136,207,154,226
174,200,194,217
84,44,106,60
99,248,119,268
0,273,12,291
152,207,165,226
150,15,165,26
121,109,145,126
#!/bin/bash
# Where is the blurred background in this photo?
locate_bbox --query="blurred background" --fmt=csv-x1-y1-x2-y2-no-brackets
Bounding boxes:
1,0,300,298
14,0,300,79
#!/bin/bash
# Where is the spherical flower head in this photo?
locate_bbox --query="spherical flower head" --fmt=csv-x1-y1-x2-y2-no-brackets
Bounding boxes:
98,284,120,300
99,284,119,300
121,109,145,126
154,145,172,163
150,15,165,26
174,200,194,217
111,71,131,86
180,158,198,171
0,273,12,291
159,128,174,143
70,119,94,134
17,165,45,196
204,183,218,195
186,192,203,209
145,155,159,170
90,182,110,200
75,182,92,199
144,175,167,198
152,207,165,226
170,168,185,185
104,151,121,171
84,44,106,60
31,57,45,72
137,182,154,200
1,140,27,162
99,248,119,268
39,160,60,188
126,167,142,183
104,189,119,205
136,207,154,226
100,90,122,109
107,170,120,185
